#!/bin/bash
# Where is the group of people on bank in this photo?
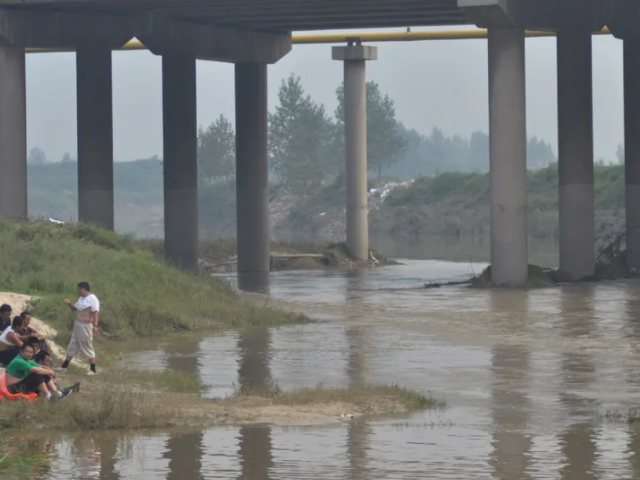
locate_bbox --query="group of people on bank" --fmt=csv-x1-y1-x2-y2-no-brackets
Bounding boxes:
0,281,100,400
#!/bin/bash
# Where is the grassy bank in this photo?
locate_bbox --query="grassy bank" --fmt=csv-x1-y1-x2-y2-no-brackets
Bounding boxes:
371,163,624,241
0,380,442,431
0,220,307,341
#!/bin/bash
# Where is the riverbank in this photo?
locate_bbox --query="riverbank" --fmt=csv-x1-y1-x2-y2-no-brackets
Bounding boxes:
0,376,441,431
138,238,399,273
0,220,307,344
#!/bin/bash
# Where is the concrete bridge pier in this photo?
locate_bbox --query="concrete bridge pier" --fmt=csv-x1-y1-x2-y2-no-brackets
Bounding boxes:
235,63,270,293
332,44,377,262
162,54,199,271
0,46,27,219
76,49,115,230
624,39,640,268
487,28,528,286
557,30,595,280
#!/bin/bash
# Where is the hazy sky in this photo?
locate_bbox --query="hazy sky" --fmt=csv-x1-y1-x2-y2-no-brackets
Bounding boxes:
25,25,623,162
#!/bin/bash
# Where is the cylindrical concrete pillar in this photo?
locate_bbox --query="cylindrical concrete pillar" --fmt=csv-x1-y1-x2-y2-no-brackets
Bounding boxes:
344,59,368,261
0,47,27,219
624,38,640,268
557,30,595,280
162,54,198,271
77,49,114,230
487,28,528,286
235,63,270,292
332,45,377,262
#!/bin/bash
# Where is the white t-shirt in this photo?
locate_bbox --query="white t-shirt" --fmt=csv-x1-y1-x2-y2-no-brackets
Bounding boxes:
75,294,100,313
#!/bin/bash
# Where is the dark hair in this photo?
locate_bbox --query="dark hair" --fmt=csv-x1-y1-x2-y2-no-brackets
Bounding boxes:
20,311,31,319
77,282,91,292
26,336,40,347
0,304,12,314
11,316,24,329
20,342,35,351
34,350,50,363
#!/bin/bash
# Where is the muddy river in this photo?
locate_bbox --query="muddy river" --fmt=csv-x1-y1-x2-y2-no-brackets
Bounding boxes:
11,259,640,479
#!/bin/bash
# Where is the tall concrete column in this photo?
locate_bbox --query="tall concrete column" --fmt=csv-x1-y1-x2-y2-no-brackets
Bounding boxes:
487,28,528,286
162,54,198,271
332,44,377,262
77,49,114,230
625,38,640,268
235,63,269,292
557,31,595,280
0,47,27,219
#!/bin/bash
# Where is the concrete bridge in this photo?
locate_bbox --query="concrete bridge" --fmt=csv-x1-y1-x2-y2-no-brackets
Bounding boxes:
1,0,640,289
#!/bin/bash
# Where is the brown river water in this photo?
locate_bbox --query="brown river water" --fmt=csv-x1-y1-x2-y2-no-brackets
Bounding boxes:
8,257,640,480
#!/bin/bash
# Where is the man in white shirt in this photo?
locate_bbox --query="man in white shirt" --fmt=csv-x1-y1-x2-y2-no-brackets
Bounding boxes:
58,282,100,375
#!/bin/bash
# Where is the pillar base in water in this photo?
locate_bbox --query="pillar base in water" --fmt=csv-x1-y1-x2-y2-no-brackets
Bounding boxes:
238,272,270,294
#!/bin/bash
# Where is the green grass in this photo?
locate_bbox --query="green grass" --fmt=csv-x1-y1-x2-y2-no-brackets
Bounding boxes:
0,220,307,341
376,163,625,240
232,382,445,412
0,387,167,431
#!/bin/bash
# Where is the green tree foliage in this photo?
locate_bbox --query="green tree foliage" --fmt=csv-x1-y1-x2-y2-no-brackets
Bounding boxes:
269,74,336,193
389,125,557,180
335,81,408,178
197,114,236,185
28,147,47,165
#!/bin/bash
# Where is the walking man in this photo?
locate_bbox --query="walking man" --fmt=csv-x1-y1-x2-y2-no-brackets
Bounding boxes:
58,282,99,375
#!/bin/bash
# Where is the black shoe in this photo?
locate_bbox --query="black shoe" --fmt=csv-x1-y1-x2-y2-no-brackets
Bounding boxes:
59,388,73,399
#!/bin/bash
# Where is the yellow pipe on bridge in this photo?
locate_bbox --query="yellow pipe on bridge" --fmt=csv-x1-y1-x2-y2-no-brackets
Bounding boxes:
25,26,612,53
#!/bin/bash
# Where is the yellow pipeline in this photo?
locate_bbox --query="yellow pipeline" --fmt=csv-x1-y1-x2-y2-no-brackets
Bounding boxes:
25,26,612,53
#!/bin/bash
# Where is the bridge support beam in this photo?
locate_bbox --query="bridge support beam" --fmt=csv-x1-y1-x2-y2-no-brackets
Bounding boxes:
0,46,27,219
625,39,640,268
162,54,198,271
332,44,377,262
557,30,595,279
77,49,114,230
487,28,528,286
235,63,270,292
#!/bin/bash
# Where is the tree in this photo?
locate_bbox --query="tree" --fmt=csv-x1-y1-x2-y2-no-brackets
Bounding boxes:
617,143,625,164
28,147,47,165
197,114,236,185
61,152,73,163
269,74,336,193
527,136,556,168
335,81,407,178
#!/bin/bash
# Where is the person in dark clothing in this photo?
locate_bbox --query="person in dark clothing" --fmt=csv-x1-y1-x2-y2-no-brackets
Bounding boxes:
17,311,52,353
0,304,12,331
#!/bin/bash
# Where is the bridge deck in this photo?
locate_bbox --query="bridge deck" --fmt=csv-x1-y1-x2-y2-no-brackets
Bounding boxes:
0,0,469,32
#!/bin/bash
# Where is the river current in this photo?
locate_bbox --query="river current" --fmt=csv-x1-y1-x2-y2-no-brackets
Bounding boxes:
11,259,640,479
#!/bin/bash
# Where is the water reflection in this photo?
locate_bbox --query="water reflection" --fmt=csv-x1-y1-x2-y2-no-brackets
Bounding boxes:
489,290,533,480
98,436,119,480
344,270,373,480
236,326,274,480
558,285,597,480
164,338,205,480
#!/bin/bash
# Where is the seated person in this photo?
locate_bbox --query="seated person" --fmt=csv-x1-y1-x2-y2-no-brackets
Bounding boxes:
0,316,24,366
18,311,52,354
4,343,68,400
0,304,12,331
34,350,78,397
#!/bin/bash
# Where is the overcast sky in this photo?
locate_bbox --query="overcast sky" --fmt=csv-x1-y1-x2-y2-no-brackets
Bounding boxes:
25,25,623,162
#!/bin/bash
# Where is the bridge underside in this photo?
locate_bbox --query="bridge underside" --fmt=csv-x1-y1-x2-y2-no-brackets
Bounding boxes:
0,0,468,32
